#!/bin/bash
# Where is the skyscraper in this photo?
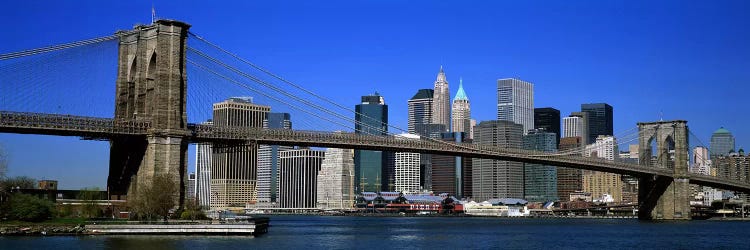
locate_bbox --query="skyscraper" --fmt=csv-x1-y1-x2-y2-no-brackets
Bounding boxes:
354,93,389,192
581,103,613,144
452,78,471,134
279,148,325,208
564,112,589,146
257,112,292,204
395,134,422,193
497,78,534,134
710,127,736,157
211,97,269,209
407,89,433,134
432,132,472,198
473,120,524,201
432,66,450,130
523,129,558,202
317,148,355,210
195,120,213,208
534,107,560,146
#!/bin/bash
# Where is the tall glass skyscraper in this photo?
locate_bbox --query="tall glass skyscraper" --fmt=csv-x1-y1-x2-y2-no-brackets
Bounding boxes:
355,93,389,192
497,78,534,134
523,129,559,202
581,103,613,144
407,89,433,134
710,127,736,157
534,107,560,147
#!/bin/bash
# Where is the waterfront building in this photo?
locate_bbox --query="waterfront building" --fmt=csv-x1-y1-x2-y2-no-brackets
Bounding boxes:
534,107,561,147
712,152,749,183
452,79,471,134
583,135,622,202
522,129,558,202
710,127,736,157
316,148,355,210
195,120,212,208
581,103,613,144
279,148,325,208
432,132,472,198
473,120,524,201
395,134,422,193
432,66,450,131
618,145,640,203
354,93,390,192
408,89,434,134
210,97,270,209
497,78,534,134
557,137,583,201
257,113,293,204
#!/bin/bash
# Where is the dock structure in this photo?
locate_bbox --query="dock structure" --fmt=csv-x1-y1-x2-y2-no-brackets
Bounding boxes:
85,218,269,236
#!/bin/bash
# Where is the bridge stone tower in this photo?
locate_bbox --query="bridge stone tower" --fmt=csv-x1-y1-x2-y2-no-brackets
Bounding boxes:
108,20,191,207
637,120,690,220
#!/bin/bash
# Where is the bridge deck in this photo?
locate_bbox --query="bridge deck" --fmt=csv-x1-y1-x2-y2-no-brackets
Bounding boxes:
1,111,747,193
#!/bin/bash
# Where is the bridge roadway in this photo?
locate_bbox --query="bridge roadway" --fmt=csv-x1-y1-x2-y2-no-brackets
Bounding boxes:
2,111,749,193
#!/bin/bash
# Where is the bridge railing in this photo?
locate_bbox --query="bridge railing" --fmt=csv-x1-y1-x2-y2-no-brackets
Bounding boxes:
0,111,150,135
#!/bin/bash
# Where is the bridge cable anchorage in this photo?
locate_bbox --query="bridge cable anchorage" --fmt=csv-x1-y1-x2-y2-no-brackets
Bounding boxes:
0,31,136,61
186,45,494,155
187,32,412,135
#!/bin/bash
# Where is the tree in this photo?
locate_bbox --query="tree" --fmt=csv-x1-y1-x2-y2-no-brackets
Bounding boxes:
7,193,55,222
0,176,37,192
128,174,178,221
78,187,102,218
180,197,207,220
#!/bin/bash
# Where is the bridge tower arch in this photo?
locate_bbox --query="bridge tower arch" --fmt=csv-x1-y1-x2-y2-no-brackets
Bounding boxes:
637,120,690,220
108,20,191,208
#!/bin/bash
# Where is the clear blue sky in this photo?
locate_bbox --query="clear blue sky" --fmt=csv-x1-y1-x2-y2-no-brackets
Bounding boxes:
0,1,748,189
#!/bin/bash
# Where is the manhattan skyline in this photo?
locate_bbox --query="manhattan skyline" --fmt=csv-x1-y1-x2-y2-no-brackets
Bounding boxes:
0,1,748,189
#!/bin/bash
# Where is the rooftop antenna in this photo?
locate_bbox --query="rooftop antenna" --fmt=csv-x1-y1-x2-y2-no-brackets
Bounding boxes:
151,4,156,24
659,111,663,121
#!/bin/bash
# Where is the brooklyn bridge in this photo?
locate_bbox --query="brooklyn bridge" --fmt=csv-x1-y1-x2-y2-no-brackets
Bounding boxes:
0,20,747,220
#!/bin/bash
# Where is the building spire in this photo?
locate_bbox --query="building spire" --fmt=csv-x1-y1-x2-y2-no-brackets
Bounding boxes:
454,77,468,101
436,66,447,82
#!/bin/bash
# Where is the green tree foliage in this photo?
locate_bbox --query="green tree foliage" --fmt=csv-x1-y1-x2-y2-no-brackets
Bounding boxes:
78,187,102,218
128,174,178,221
180,197,208,220
1,176,37,191
7,193,55,222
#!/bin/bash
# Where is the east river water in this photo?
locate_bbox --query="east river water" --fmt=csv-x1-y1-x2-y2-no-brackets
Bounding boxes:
2,215,750,249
